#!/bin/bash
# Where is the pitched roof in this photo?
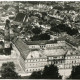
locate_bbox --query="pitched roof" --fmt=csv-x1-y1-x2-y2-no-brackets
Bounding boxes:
14,13,26,22
12,38,30,60
66,50,80,56
58,35,80,47
76,34,80,39
43,49,66,56
26,40,57,45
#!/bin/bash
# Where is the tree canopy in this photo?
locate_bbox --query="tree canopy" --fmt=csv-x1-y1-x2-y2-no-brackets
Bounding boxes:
29,64,62,79
32,27,42,34
50,23,78,35
68,65,80,79
30,33,50,41
29,71,42,79
3,5,9,10
1,62,20,79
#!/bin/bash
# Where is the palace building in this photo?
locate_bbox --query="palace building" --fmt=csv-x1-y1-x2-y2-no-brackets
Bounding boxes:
12,37,80,74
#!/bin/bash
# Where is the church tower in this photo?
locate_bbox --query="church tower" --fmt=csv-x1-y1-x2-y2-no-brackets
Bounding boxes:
4,19,11,54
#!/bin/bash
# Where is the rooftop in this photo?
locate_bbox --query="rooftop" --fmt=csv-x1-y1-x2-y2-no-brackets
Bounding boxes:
12,37,80,60
12,38,30,60
26,40,57,45
14,13,26,22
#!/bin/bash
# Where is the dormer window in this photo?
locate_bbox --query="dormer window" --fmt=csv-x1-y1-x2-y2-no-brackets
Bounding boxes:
31,55,33,58
70,52,73,55
39,54,42,57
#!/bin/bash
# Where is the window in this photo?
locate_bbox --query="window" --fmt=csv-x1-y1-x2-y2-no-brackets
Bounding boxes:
76,56,78,58
69,57,71,59
75,61,76,63
70,57,72,59
39,54,42,57
45,59,47,61
38,69,40,70
32,46,34,48
28,60,30,62
43,45,45,47
65,57,67,59
31,60,33,62
62,57,64,59
40,59,42,61
61,61,62,63
34,60,36,62
31,55,33,58
52,57,53,59
69,66,71,69
26,60,27,62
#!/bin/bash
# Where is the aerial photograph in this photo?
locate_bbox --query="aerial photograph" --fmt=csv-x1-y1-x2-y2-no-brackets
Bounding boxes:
0,1,80,80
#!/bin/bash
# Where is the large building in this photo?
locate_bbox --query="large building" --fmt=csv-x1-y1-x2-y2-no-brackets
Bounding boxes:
12,37,80,74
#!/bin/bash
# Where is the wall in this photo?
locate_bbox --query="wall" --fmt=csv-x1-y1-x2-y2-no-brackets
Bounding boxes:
25,58,47,73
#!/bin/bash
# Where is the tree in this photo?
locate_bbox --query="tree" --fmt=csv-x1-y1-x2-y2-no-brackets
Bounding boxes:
54,6,64,10
30,35,40,41
3,5,9,10
42,65,61,79
32,27,42,34
68,65,80,79
29,64,62,79
1,62,20,79
39,33,50,40
29,71,42,79
50,23,78,35
30,33,50,41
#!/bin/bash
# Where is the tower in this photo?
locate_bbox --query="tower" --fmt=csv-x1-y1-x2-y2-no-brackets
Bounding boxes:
4,19,11,55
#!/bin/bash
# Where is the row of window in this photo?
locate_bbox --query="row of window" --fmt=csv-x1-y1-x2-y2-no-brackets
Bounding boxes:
63,63,80,69
26,59,47,62
66,60,80,64
65,56,80,59
48,59,80,65
48,56,80,60
48,56,64,60
52,61,64,64
30,44,66,49
27,62,47,67
26,68,43,72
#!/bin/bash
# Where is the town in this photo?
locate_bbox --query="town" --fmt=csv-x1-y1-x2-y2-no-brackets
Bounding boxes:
0,1,80,79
